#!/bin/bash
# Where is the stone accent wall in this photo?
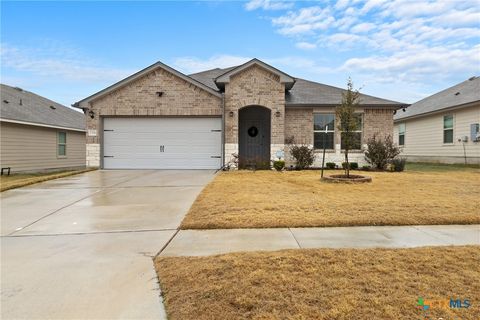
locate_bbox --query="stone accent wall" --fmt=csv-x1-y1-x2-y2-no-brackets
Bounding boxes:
363,108,395,141
224,65,285,145
82,67,222,167
86,143,100,167
284,108,313,144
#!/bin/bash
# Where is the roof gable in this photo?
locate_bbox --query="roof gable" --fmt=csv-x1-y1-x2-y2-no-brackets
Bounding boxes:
214,59,295,90
75,61,222,107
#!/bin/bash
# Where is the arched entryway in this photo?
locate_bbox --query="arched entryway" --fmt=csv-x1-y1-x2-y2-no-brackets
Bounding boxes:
238,106,271,169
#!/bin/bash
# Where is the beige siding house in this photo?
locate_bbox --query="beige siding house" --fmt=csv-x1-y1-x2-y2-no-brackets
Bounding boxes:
1,84,86,173
394,77,480,164
75,59,406,170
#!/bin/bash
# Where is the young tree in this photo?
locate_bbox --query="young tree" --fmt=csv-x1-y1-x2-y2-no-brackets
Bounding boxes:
336,78,361,177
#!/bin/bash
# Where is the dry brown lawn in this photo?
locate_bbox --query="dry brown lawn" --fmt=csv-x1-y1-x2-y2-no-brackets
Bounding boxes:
0,168,96,192
181,167,480,229
155,246,480,320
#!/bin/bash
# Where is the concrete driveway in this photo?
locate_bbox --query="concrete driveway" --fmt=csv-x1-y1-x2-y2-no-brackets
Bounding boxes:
1,170,216,319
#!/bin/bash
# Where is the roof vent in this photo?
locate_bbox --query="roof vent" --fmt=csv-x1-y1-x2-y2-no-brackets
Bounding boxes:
3,100,9,104
50,105,56,110
19,99,23,105
468,76,477,81
14,87,23,91
455,92,460,96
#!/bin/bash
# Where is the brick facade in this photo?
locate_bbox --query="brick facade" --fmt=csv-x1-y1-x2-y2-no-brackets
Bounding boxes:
363,108,395,141
285,108,313,145
83,67,222,166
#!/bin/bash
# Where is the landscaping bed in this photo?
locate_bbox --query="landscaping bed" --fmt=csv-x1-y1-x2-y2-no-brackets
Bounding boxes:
155,246,480,320
0,168,96,192
181,165,480,229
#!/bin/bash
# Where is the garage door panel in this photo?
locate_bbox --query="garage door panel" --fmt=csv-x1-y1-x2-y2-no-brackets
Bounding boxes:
103,118,222,169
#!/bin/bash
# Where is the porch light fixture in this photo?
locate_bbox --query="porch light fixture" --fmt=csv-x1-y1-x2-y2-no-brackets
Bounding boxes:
156,91,164,97
275,111,281,117
229,111,234,117
88,110,95,119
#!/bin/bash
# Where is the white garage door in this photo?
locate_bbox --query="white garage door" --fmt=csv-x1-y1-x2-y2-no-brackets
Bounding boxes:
103,118,222,169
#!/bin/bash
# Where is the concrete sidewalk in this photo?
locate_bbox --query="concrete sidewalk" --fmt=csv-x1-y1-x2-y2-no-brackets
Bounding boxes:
160,225,480,257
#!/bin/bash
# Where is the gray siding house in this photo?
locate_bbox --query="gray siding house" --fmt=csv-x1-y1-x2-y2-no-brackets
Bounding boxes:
75,59,406,169
1,84,86,173
394,77,480,165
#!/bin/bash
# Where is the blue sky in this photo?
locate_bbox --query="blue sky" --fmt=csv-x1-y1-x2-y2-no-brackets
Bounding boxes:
1,0,479,106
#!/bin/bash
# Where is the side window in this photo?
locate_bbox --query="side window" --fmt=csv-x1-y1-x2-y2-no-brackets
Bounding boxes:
443,115,454,144
313,114,335,149
341,113,363,150
58,132,67,156
399,123,405,146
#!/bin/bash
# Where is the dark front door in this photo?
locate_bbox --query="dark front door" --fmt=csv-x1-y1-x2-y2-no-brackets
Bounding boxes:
238,106,271,169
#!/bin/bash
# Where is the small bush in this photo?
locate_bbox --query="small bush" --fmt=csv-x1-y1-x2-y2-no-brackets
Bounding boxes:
341,162,359,170
326,162,336,169
273,160,285,171
361,165,371,171
286,136,315,170
365,135,401,170
392,158,406,172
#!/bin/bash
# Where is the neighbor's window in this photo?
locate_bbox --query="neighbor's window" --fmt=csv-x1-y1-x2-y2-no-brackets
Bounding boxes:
341,114,363,150
58,132,67,156
314,114,335,149
399,123,406,146
443,115,454,144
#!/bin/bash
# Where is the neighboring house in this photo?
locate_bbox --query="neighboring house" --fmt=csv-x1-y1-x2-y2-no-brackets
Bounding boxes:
74,59,406,169
394,77,480,165
0,84,86,173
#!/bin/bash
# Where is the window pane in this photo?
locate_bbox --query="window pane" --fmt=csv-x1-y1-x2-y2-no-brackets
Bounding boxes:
58,144,66,156
341,132,362,150
399,134,405,146
399,123,405,134
314,132,334,149
353,114,362,130
58,132,66,144
443,115,453,129
314,114,335,131
444,129,453,143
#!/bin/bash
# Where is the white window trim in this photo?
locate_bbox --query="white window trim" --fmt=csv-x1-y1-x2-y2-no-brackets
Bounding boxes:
443,114,455,145
57,131,67,158
313,113,335,150
341,113,363,151
399,123,406,146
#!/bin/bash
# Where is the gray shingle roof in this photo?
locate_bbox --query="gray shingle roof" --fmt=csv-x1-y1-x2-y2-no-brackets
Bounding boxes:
394,76,480,121
1,84,85,131
189,67,406,107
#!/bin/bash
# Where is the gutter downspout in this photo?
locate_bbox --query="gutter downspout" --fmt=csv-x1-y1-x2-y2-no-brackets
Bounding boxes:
221,93,226,169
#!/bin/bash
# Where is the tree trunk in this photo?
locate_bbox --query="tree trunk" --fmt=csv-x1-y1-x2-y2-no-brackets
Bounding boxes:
345,149,350,178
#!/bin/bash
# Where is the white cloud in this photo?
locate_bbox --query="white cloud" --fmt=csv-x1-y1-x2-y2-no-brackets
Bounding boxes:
295,41,317,50
350,22,376,33
0,43,132,83
173,55,252,74
245,0,293,11
272,6,335,35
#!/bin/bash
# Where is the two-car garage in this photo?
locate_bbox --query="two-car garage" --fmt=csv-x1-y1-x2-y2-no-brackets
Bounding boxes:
102,117,222,169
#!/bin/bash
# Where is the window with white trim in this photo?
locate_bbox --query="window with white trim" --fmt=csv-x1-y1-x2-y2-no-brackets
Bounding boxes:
314,114,335,149
341,114,363,150
443,115,454,144
58,132,67,156
398,123,405,146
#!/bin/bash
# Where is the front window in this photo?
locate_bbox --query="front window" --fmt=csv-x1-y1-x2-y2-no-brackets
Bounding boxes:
443,115,454,144
58,132,66,156
341,114,362,150
314,114,335,149
399,123,406,146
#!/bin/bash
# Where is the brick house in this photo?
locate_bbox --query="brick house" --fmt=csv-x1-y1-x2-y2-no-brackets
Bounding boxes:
74,59,406,169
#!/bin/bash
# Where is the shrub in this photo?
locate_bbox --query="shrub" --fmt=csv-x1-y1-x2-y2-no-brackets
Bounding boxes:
364,135,401,170
391,158,406,172
273,160,285,171
361,165,371,171
286,136,315,170
341,162,359,170
326,162,336,169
